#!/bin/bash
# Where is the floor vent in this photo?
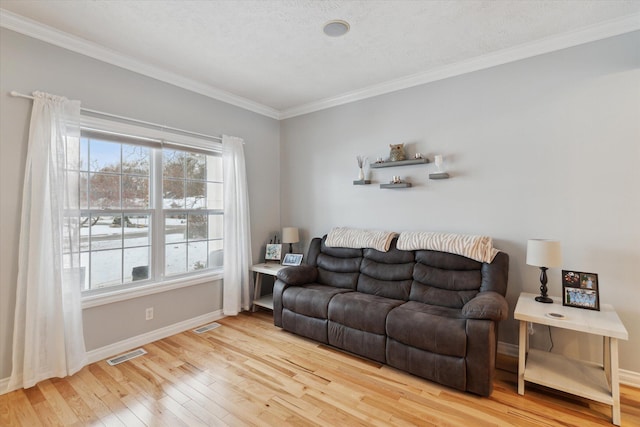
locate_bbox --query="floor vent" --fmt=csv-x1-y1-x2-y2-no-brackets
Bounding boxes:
106,348,147,366
193,322,221,334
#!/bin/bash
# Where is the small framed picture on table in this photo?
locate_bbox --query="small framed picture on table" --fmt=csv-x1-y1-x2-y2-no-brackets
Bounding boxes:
282,253,303,266
562,270,600,311
265,244,282,262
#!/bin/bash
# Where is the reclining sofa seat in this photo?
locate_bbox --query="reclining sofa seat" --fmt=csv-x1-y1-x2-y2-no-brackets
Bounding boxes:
273,235,509,396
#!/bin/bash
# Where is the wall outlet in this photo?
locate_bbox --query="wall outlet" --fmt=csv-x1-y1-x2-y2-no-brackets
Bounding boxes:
145,307,154,320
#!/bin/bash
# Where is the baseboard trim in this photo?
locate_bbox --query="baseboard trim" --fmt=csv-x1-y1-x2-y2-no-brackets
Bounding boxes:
1,310,224,395
496,340,640,388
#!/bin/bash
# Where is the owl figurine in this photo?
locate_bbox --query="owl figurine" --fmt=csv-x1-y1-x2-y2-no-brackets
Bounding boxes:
389,143,406,162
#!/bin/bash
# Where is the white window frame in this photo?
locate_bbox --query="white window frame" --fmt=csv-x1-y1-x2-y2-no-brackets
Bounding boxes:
78,116,223,308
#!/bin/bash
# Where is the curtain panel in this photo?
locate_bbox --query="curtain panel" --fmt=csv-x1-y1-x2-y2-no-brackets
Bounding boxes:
222,135,253,315
7,92,87,392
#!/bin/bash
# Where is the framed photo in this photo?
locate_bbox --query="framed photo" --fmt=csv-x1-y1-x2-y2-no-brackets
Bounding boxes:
265,244,282,262
282,253,303,266
562,270,600,311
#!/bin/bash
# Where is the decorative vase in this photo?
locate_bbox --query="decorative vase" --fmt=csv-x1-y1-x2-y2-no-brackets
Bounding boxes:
358,167,365,181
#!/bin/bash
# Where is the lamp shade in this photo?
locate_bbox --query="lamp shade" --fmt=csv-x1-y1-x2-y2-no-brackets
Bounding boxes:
282,227,299,244
526,239,562,268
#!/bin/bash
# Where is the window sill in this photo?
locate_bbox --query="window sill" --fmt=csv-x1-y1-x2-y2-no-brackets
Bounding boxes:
81,270,224,309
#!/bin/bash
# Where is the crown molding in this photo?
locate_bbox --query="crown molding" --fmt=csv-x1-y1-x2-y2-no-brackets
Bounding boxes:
279,12,640,119
0,9,280,120
2,8,638,121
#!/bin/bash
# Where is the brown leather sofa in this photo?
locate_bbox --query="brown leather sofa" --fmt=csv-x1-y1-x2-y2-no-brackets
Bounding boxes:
273,235,509,396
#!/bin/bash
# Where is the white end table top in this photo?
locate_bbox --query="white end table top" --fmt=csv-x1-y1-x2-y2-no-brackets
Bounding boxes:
514,292,628,340
251,263,288,276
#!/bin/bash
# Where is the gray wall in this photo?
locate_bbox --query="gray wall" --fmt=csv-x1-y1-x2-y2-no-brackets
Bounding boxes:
281,32,640,373
0,29,281,378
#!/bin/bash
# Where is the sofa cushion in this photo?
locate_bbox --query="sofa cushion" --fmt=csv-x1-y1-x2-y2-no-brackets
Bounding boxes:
386,301,467,358
282,284,352,320
328,323,387,363
328,292,404,335
315,238,363,290
410,262,480,308
356,238,414,299
386,338,466,391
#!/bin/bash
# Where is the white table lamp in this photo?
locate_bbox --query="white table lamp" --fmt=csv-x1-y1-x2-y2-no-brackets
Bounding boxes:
282,227,299,254
526,239,562,303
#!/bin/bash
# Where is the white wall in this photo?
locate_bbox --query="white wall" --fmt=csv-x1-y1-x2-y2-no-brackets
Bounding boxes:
281,32,640,373
0,29,281,378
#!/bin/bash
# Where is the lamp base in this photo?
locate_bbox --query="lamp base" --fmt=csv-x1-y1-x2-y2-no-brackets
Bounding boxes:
535,295,553,304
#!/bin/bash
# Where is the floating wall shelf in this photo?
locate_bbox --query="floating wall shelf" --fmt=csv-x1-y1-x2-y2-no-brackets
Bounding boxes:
380,183,412,189
370,158,428,169
353,180,371,185
429,172,450,180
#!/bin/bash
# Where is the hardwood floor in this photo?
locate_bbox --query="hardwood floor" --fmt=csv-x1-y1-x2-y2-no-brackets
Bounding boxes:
1,310,639,426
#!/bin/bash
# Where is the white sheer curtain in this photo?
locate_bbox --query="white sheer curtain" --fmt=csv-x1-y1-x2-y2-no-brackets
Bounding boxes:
7,92,87,392
222,135,253,315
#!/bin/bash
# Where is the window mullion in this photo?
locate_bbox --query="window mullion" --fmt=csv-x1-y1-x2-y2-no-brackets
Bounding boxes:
152,148,164,281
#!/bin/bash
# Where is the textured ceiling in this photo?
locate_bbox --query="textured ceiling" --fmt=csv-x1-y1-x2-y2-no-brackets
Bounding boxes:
1,1,639,118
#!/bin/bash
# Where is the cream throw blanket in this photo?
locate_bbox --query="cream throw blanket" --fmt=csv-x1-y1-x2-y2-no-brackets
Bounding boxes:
397,231,499,263
326,227,398,252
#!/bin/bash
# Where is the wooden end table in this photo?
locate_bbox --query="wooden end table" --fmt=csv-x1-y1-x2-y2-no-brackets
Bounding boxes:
251,263,287,311
514,292,628,425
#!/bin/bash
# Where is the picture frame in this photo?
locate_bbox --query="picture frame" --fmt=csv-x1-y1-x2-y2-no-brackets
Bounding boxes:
562,270,600,311
282,253,303,266
265,244,282,262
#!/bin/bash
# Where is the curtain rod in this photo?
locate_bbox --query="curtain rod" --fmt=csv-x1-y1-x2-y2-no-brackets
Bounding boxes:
9,91,223,142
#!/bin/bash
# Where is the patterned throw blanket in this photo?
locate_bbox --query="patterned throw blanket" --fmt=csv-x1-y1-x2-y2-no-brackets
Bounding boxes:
326,227,398,252
396,231,499,263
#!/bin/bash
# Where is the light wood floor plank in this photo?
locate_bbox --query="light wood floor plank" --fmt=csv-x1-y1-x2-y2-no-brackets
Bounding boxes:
1,310,639,426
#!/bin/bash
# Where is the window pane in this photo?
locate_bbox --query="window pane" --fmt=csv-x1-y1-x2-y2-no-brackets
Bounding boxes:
188,214,207,240
123,175,149,208
186,181,205,209
122,144,150,175
206,155,223,182
163,149,185,178
166,214,186,244
206,182,223,209
208,240,223,268
124,215,150,247
166,243,187,275
90,215,122,251
80,252,89,291
89,139,121,173
124,247,150,283
188,241,208,271
80,172,89,209
208,214,223,239
90,173,121,209
91,249,122,289
186,152,206,180
163,179,184,208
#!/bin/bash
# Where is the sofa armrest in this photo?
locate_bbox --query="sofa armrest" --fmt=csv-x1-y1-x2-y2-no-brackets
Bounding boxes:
462,291,509,321
273,265,318,327
277,265,318,285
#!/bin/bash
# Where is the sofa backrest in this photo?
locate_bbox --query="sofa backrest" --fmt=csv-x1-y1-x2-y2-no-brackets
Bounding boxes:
306,237,362,290
409,250,509,308
305,235,509,303
358,238,414,300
